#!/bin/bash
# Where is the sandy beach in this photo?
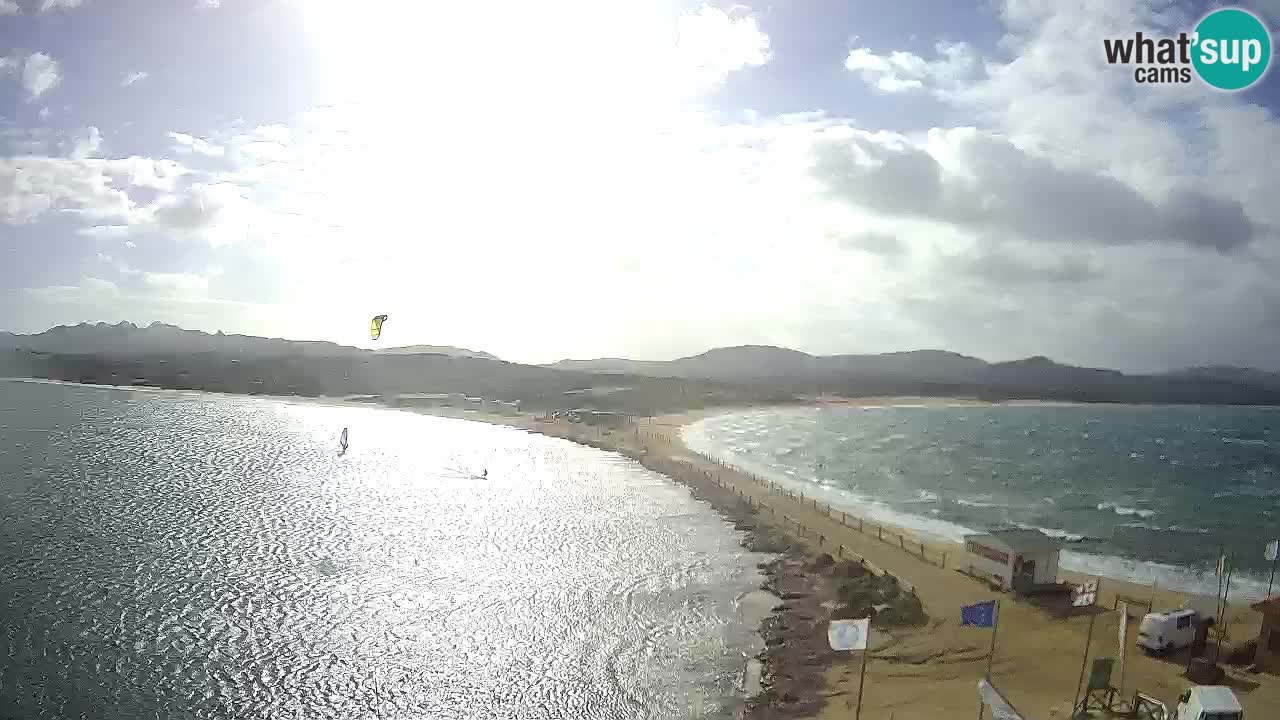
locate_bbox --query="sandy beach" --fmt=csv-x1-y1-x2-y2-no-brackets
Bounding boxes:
395,400,1280,719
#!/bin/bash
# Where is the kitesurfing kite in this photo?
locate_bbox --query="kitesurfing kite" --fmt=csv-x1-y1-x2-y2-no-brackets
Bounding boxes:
370,314,389,341
339,427,349,455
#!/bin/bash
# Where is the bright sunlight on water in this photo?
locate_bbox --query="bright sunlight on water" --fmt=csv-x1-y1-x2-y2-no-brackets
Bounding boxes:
0,380,769,720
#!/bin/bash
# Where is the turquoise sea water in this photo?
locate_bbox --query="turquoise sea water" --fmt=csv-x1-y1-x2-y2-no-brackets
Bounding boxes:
0,380,768,720
684,404,1280,599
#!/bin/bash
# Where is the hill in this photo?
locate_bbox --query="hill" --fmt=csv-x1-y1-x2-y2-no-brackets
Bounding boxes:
547,347,1280,405
3,323,1280,408
374,345,501,360
0,322,356,358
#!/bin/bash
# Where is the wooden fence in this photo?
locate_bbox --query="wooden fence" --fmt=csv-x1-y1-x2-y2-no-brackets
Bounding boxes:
686,449,949,571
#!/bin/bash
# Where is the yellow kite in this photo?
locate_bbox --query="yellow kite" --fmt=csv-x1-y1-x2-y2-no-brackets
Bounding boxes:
370,314,389,341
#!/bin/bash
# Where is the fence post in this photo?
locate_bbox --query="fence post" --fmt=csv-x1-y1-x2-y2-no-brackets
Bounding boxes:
877,526,882,541
941,552,947,569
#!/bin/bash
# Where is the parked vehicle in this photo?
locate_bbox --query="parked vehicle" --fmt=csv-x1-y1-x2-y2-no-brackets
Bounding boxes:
1175,685,1242,720
1137,607,1215,654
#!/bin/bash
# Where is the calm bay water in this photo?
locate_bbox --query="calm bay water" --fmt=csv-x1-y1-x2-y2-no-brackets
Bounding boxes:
685,404,1280,599
0,380,768,720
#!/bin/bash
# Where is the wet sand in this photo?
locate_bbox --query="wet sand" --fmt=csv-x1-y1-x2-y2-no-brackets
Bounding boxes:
393,402,1280,720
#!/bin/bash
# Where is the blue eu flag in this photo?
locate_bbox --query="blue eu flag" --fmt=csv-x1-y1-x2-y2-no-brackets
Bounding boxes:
961,600,997,628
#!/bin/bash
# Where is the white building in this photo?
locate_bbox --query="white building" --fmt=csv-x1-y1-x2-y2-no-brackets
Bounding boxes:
962,529,1063,592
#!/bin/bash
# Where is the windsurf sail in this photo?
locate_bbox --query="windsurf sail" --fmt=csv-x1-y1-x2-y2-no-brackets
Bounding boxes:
370,314,388,341
340,427,349,451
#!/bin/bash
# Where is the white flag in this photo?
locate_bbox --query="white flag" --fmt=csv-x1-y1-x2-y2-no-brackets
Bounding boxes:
1072,583,1097,607
978,678,1025,720
828,618,870,651
1266,539,1278,562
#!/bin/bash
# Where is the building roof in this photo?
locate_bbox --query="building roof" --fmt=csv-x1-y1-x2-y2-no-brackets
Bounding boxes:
1192,686,1242,713
1252,596,1280,613
966,528,1063,554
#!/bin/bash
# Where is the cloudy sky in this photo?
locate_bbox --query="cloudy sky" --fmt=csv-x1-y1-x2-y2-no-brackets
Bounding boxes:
3,0,1280,371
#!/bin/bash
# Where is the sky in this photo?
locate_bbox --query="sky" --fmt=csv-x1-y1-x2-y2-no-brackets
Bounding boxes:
3,0,1280,371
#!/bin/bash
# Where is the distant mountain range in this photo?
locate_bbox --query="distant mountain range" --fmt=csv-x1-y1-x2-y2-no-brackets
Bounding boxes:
3,324,1280,407
0,322,497,361
0,322,766,415
546,345,1280,404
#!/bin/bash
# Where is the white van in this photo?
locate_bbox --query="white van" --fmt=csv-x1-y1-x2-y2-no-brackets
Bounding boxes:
1137,608,1211,654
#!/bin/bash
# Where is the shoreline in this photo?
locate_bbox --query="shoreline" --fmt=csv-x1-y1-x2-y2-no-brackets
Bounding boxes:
10,380,1279,716
399,402,1279,719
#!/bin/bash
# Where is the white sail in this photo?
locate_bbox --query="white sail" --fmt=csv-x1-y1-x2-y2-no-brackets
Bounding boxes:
340,428,349,450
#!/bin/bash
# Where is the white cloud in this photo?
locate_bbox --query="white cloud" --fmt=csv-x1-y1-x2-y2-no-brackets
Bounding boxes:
104,156,189,192
122,71,149,87
144,182,255,246
76,225,131,239
22,53,61,100
810,125,1253,253
845,48,927,92
673,6,772,90
71,126,102,160
0,55,21,75
0,153,192,227
168,131,225,157
195,0,220,7
142,272,209,296
0,156,135,224
38,107,50,119
82,277,119,294
0,1,19,15
845,43,977,93
40,0,83,11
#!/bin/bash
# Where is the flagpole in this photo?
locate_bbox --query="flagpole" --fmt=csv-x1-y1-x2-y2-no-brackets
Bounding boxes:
1269,542,1278,599
1216,556,1233,665
986,600,1001,676
855,644,869,720
977,601,1000,720
1072,612,1097,714
1216,546,1225,617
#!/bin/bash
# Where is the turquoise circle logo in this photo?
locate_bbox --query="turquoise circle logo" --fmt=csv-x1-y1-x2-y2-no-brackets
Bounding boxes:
1192,8,1272,91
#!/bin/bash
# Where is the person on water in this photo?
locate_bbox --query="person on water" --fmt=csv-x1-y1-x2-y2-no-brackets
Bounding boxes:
339,427,349,455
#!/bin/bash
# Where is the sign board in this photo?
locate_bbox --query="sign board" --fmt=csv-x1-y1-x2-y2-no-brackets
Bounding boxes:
1072,581,1098,607
967,541,1011,565
828,618,870,651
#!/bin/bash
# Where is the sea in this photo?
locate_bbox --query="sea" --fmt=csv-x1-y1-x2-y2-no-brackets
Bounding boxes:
0,380,773,720
684,403,1280,601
